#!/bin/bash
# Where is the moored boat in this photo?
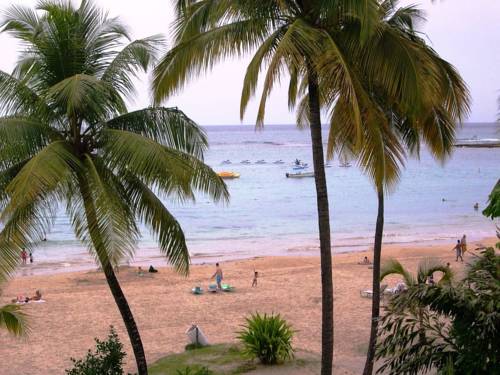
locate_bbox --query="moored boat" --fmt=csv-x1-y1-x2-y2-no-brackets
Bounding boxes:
286,171,315,178
217,171,240,179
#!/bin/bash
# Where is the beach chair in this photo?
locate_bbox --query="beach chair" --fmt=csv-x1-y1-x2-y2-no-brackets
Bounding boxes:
191,286,203,295
208,284,218,293
360,284,388,298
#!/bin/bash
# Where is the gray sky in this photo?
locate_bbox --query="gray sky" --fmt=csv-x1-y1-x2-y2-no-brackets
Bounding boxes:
0,0,499,125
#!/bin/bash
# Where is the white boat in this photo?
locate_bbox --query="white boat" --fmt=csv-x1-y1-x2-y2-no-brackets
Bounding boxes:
255,159,267,164
221,160,232,165
240,160,251,164
339,161,351,167
273,160,285,164
286,171,315,178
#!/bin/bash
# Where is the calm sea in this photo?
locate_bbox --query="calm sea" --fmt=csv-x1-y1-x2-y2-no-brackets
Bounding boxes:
18,123,500,275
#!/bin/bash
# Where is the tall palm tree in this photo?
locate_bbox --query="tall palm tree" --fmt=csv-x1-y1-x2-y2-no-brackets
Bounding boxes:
153,2,380,373
0,1,228,374
324,1,470,373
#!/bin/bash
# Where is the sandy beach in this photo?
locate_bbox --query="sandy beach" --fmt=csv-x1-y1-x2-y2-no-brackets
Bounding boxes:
0,238,496,375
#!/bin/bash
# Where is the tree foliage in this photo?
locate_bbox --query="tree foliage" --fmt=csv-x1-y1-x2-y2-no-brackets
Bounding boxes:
0,0,228,282
376,249,500,375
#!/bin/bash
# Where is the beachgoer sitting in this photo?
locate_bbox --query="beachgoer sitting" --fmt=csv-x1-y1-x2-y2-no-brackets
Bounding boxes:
137,266,144,276
252,271,258,287
148,265,158,273
358,256,371,265
395,282,407,293
427,275,435,285
11,295,29,303
32,290,42,301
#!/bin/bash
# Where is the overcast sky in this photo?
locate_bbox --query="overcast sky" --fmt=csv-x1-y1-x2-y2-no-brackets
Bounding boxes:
0,0,499,125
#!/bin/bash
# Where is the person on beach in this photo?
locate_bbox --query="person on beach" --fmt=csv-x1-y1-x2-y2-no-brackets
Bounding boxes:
427,275,435,285
20,249,27,265
29,251,34,264
252,271,258,287
474,202,479,210
211,263,223,290
461,234,467,254
452,240,463,262
358,256,371,265
148,265,158,273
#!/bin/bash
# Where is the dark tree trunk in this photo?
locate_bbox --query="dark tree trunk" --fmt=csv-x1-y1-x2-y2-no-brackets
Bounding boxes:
363,187,384,375
307,65,334,375
79,177,149,375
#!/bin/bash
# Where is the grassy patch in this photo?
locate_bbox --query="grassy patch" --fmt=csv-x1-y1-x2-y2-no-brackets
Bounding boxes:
148,344,318,375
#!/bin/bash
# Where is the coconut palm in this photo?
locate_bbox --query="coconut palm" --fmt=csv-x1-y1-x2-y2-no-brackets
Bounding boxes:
0,303,29,336
323,2,469,373
153,2,381,373
0,1,228,374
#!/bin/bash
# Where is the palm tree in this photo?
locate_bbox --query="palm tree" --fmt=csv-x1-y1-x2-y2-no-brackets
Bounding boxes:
0,2,228,374
153,2,381,373
324,2,469,373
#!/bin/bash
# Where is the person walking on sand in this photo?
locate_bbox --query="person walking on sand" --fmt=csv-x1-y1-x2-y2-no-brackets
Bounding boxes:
29,251,34,264
20,249,27,265
461,234,467,254
252,271,259,287
211,263,223,290
452,240,463,262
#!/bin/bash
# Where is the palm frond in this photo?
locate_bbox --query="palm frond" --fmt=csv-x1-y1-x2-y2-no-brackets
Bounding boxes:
101,35,164,99
0,304,29,336
122,173,190,275
381,258,416,286
73,155,139,267
105,107,208,159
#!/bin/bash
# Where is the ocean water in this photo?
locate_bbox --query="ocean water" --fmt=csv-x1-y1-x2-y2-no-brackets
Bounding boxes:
18,123,500,275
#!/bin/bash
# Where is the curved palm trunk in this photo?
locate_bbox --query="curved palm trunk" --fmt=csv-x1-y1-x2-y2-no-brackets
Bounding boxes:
307,66,334,375
363,187,384,375
79,178,148,375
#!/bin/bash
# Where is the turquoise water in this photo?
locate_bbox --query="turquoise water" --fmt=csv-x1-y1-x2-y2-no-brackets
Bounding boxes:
21,123,499,274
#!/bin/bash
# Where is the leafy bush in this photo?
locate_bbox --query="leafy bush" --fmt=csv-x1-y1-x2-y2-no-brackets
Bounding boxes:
175,366,213,375
66,327,127,375
237,312,294,365
376,248,500,374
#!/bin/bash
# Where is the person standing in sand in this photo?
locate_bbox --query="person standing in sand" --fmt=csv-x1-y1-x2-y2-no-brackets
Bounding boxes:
452,240,463,262
461,234,467,254
252,271,258,287
20,249,27,265
212,263,223,290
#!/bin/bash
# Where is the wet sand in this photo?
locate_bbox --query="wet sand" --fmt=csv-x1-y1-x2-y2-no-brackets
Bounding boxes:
0,238,495,374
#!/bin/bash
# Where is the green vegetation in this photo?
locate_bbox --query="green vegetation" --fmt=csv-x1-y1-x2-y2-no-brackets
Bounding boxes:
149,343,318,375
376,249,500,374
0,1,228,374
237,312,295,365
483,179,500,219
66,327,127,375
0,302,29,336
149,344,256,375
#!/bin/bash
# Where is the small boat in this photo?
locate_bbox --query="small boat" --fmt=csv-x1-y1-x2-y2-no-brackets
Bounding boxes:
217,171,240,179
240,160,251,164
339,162,351,168
273,160,285,164
255,159,267,164
286,171,315,178
221,159,232,165
293,164,308,170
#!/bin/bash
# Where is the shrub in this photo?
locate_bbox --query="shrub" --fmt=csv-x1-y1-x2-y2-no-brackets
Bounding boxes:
66,326,127,375
237,312,294,365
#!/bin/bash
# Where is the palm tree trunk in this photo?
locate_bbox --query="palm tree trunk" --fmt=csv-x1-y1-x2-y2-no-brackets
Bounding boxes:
79,177,149,375
363,187,384,375
307,65,334,375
